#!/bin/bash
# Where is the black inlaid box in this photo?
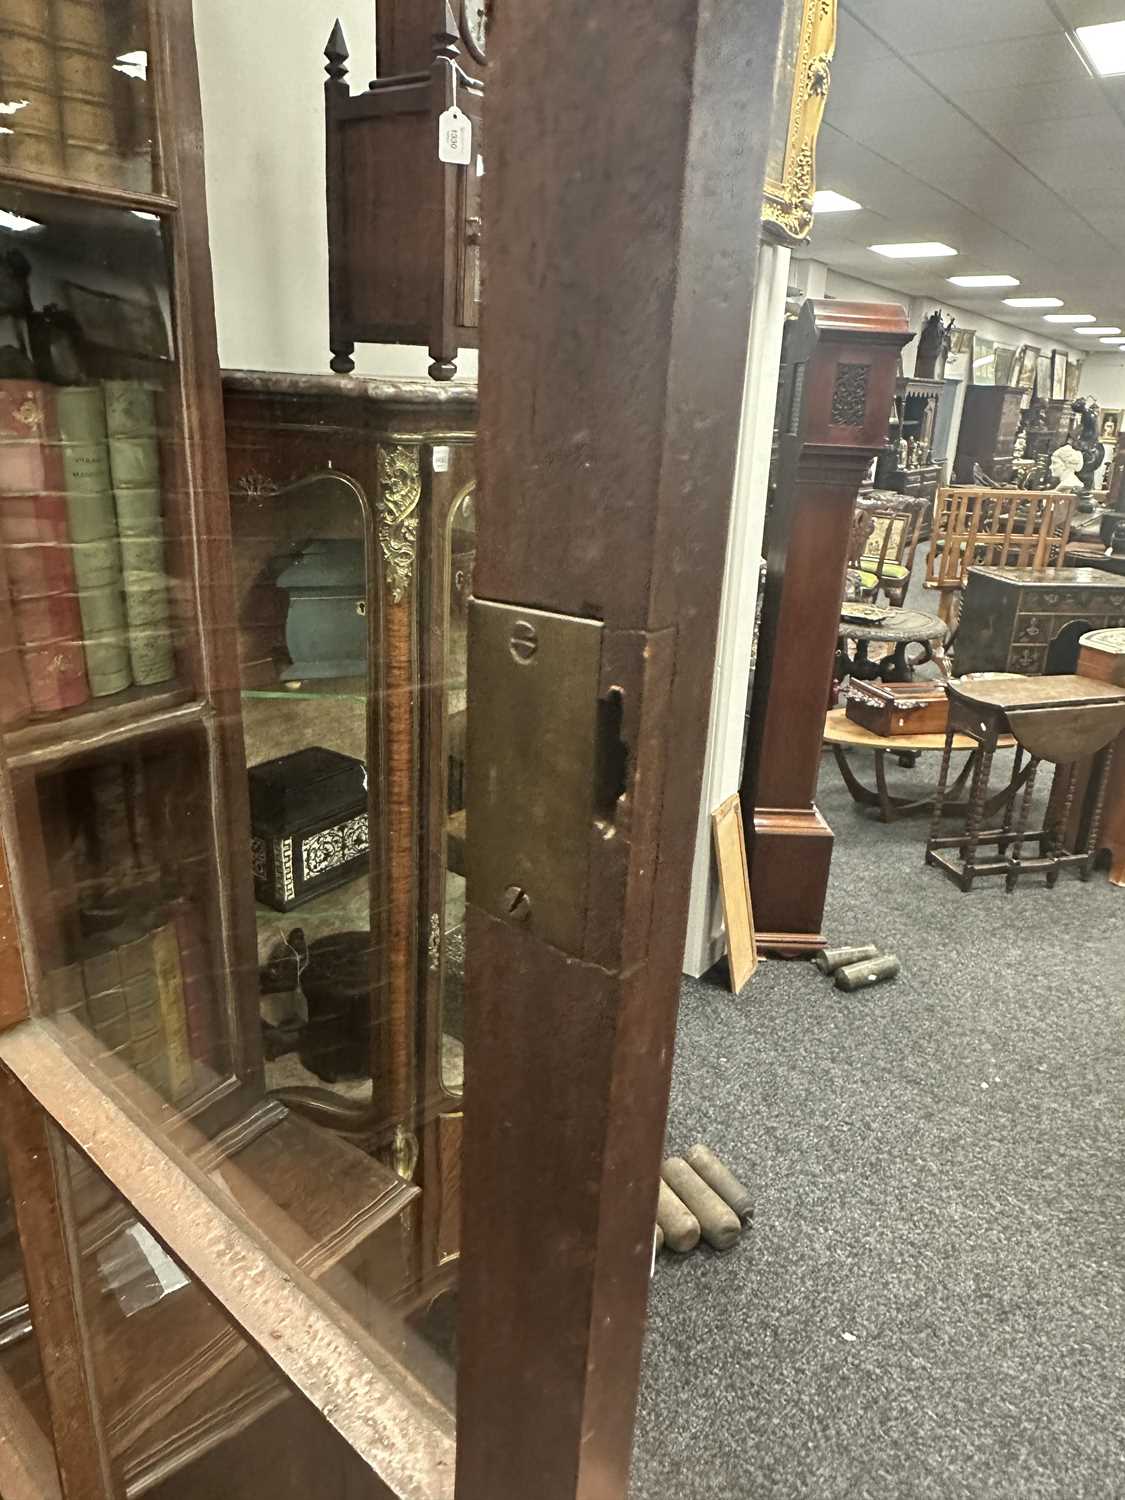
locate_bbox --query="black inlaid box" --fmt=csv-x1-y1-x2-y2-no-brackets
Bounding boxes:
248,747,368,911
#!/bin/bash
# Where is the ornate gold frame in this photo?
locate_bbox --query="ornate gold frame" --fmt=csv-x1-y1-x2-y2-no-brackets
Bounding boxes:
762,0,838,245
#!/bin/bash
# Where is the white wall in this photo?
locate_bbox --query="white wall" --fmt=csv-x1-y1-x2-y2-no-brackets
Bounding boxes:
192,0,478,383
683,243,791,979
1079,354,1125,411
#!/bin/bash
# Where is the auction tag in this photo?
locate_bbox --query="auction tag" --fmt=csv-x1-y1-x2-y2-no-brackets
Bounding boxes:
438,106,472,165
432,445,451,473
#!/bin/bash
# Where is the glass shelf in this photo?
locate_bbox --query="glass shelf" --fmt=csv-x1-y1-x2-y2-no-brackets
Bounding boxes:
241,687,368,703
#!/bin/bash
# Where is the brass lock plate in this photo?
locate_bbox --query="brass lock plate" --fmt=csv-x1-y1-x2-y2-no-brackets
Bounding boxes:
466,598,605,957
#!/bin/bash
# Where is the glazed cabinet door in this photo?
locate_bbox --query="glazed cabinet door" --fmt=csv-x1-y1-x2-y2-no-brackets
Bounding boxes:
0,0,788,1498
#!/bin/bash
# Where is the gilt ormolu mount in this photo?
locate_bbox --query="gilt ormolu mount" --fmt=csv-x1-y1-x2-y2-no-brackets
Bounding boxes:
740,299,912,954
324,2,485,380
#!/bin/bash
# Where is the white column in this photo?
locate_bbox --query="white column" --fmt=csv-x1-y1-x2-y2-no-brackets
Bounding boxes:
682,239,791,979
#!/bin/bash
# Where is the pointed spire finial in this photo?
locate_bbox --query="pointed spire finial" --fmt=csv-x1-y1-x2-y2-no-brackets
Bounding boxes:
325,20,349,82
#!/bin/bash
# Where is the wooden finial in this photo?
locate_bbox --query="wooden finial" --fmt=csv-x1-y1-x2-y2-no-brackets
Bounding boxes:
325,20,349,82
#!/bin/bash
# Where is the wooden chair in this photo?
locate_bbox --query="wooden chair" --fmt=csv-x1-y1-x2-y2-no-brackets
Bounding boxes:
924,486,1076,627
854,491,929,606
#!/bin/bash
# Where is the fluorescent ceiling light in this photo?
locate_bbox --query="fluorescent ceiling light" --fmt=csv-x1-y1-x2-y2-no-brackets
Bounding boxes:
0,209,41,232
1080,326,1122,336
1044,313,1096,323
812,189,862,213
869,242,958,259
1004,296,1063,308
1074,21,1125,77
947,274,1020,288
1100,336,1125,344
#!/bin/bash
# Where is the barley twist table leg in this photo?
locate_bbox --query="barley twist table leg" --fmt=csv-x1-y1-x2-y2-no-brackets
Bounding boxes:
1005,755,1041,894
1046,762,1080,888
1084,741,1117,882
926,726,958,864
959,741,995,891
997,745,1025,857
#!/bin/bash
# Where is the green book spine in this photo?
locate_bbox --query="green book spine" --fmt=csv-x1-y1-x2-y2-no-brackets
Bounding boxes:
102,382,173,687
43,963,88,1024
118,929,171,1098
151,922,194,1101
80,948,132,1061
56,386,131,697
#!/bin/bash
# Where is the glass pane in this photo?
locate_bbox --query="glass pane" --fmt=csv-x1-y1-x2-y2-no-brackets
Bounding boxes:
60,1137,407,1499
0,186,197,732
0,0,156,195
20,727,239,1120
0,1159,56,1474
440,483,474,1093
233,473,372,1096
222,432,469,1400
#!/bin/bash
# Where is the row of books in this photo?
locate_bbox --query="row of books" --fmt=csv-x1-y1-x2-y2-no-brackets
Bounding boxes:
0,376,175,722
0,0,152,191
46,896,221,1105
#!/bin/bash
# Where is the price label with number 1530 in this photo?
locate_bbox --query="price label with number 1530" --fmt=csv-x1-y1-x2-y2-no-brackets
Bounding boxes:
438,105,473,165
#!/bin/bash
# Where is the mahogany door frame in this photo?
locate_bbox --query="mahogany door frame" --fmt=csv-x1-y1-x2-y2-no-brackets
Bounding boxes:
456,0,788,1496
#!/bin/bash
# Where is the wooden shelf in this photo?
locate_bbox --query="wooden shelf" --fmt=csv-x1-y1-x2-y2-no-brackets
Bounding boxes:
241,687,367,703
4,689,201,770
86,1107,416,1487
0,165,178,216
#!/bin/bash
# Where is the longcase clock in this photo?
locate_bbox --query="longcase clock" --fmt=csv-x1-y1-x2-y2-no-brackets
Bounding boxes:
325,0,486,380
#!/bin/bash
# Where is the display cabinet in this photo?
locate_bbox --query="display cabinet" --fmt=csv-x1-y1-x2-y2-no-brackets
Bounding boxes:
222,369,476,1291
873,375,944,505
953,384,1023,483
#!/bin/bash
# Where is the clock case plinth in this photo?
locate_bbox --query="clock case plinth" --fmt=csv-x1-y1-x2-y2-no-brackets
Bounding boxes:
325,1,485,381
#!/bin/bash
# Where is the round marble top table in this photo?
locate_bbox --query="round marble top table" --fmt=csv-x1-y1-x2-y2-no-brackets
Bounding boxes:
837,607,950,684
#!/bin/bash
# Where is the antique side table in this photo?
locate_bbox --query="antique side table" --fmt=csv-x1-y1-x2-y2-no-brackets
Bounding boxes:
926,675,1125,891
823,708,1016,823
837,607,950,683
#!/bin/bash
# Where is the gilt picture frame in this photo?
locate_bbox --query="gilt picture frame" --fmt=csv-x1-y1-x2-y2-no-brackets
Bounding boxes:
1036,353,1053,399
1016,344,1039,393
763,0,838,244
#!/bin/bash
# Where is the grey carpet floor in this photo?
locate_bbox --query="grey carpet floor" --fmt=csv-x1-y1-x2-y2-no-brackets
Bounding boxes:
631,730,1125,1496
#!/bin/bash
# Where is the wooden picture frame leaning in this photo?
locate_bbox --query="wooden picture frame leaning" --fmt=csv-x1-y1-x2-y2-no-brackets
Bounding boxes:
712,794,759,993
762,0,837,244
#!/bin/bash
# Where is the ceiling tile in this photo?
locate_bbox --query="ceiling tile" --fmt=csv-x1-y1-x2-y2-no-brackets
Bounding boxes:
807,1,1125,341
912,34,1090,95
842,0,1059,52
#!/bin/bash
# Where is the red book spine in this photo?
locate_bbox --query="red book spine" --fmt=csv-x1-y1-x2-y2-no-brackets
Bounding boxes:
0,380,91,715
0,545,30,729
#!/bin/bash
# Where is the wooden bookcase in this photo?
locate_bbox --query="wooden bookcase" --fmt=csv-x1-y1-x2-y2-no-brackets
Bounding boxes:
953,384,1024,484
0,4,419,1495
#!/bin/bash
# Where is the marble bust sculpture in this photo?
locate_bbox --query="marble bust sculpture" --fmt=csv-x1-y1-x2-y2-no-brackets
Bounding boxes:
1050,444,1085,492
